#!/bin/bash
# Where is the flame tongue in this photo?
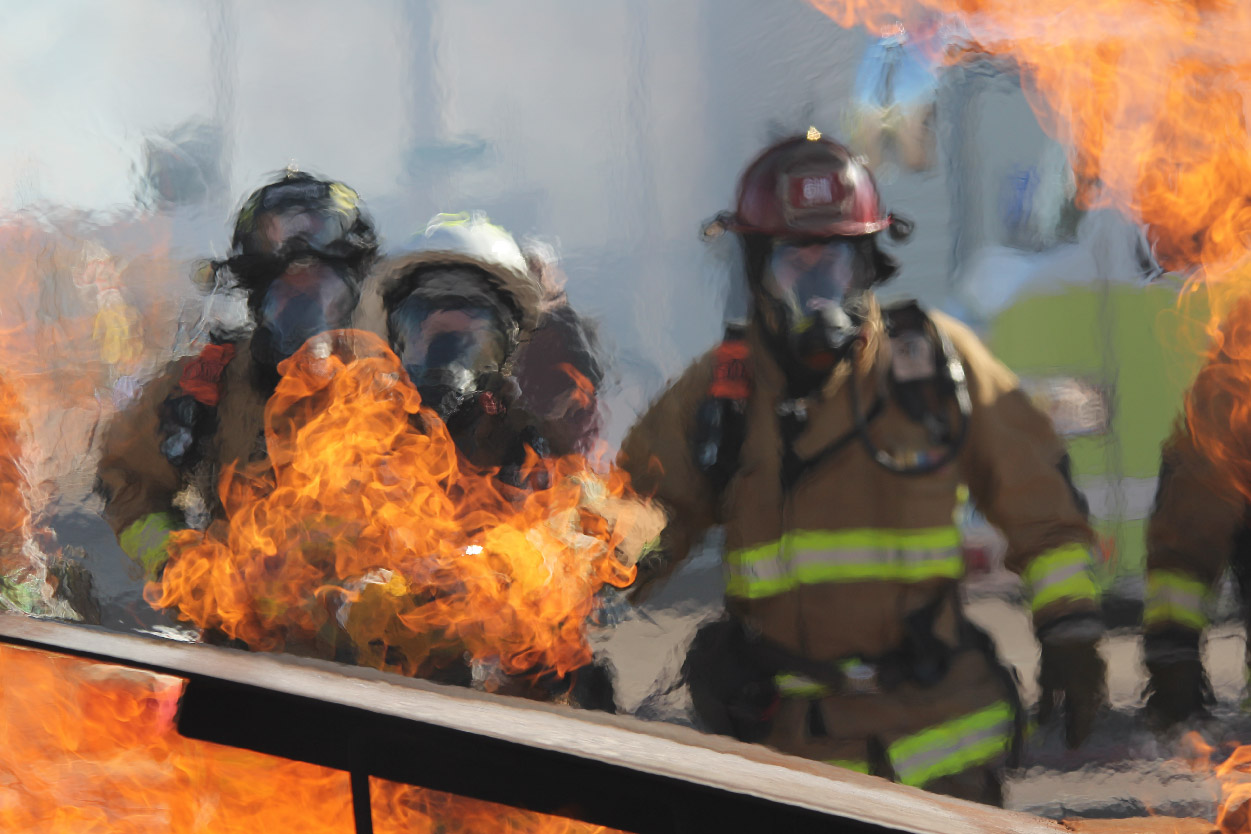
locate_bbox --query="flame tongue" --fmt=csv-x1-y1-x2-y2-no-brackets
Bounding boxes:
0,643,624,832
810,0,1251,280
151,330,641,682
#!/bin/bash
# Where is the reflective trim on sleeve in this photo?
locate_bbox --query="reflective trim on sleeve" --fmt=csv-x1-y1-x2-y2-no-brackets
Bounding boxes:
887,700,1015,788
1143,569,1209,632
118,512,180,579
1021,544,1101,613
725,527,963,600
775,673,833,699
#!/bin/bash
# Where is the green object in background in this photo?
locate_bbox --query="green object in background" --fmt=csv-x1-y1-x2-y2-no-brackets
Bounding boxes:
987,281,1209,590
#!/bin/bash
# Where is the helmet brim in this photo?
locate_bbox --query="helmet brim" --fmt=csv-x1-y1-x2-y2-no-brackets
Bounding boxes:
727,214,893,238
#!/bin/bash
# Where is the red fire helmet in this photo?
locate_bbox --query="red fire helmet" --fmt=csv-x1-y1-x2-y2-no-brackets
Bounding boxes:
730,131,893,238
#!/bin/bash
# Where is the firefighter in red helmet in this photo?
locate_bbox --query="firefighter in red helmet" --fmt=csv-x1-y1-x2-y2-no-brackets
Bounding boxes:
618,132,1105,804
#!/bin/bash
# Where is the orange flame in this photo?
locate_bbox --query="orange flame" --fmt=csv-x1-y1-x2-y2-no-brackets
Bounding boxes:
808,0,1251,273
0,642,625,833
0,642,353,832
1183,296,1251,502
0,219,178,616
149,330,652,682
1180,732,1251,833
371,780,624,834
0,374,32,561
808,0,1251,497
556,363,597,411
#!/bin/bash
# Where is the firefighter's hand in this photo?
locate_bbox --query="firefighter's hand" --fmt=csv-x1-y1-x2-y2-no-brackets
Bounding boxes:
1036,621,1107,749
587,586,633,628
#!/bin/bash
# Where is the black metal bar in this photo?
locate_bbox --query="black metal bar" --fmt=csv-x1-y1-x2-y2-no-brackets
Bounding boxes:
350,769,373,834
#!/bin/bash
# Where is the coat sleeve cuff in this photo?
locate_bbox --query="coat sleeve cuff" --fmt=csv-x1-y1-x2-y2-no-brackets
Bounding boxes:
1021,543,1101,623
1143,569,1209,632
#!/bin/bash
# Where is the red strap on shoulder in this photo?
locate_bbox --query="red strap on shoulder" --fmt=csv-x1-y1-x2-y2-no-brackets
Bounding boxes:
178,342,236,407
709,338,751,400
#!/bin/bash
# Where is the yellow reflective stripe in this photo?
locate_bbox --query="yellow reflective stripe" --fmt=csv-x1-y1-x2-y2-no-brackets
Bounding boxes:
728,527,960,565
775,673,832,699
888,700,1014,788
725,527,963,600
1143,569,1208,631
729,538,786,567
119,512,179,579
826,759,871,775
1022,544,1100,612
793,555,964,586
787,527,962,553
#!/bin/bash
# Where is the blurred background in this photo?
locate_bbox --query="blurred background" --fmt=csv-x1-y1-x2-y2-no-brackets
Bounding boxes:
0,0,1237,821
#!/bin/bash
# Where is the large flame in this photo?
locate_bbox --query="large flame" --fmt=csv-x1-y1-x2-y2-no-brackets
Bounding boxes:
148,330,650,683
808,0,1251,495
0,642,624,832
808,0,1251,274
0,642,352,832
809,4,1251,828
0,219,174,616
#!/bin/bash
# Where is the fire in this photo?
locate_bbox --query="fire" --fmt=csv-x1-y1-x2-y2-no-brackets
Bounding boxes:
0,641,624,833
371,780,623,834
0,642,352,832
149,330,654,683
0,219,175,617
808,4,1251,828
0,374,32,562
807,0,1251,492
807,0,1251,274
1183,296,1251,503
1181,732,1251,833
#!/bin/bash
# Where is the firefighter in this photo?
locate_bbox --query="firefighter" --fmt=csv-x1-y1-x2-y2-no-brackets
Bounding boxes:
617,132,1106,804
349,212,620,707
96,170,379,583
355,212,603,477
1142,306,1251,728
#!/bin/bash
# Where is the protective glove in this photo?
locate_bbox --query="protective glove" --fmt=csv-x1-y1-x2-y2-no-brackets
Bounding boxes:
587,586,633,628
1036,617,1108,749
118,511,182,581
1143,627,1214,729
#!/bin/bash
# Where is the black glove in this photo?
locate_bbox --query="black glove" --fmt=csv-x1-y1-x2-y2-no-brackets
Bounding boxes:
684,617,778,743
1036,617,1108,749
1143,627,1214,729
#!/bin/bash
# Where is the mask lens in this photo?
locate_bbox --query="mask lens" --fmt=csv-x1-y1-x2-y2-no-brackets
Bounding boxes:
257,263,356,359
765,240,858,319
388,297,507,391
259,208,350,258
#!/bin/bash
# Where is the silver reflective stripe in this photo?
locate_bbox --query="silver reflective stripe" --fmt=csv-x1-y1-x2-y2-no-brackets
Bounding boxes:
1027,559,1090,597
788,546,959,570
892,716,1012,778
728,546,961,584
1146,582,1204,614
734,554,788,584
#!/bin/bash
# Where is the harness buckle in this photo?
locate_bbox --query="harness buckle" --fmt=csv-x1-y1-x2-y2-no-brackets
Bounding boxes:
840,659,881,695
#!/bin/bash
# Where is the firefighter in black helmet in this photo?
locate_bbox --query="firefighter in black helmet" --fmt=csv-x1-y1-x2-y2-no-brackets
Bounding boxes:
97,170,380,584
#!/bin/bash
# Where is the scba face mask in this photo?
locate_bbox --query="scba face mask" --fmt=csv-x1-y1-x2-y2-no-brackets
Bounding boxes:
761,238,872,371
387,294,511,421
251,261,358,369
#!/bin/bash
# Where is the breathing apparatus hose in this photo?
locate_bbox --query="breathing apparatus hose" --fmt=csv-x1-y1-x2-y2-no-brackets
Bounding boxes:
849,323,971,476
